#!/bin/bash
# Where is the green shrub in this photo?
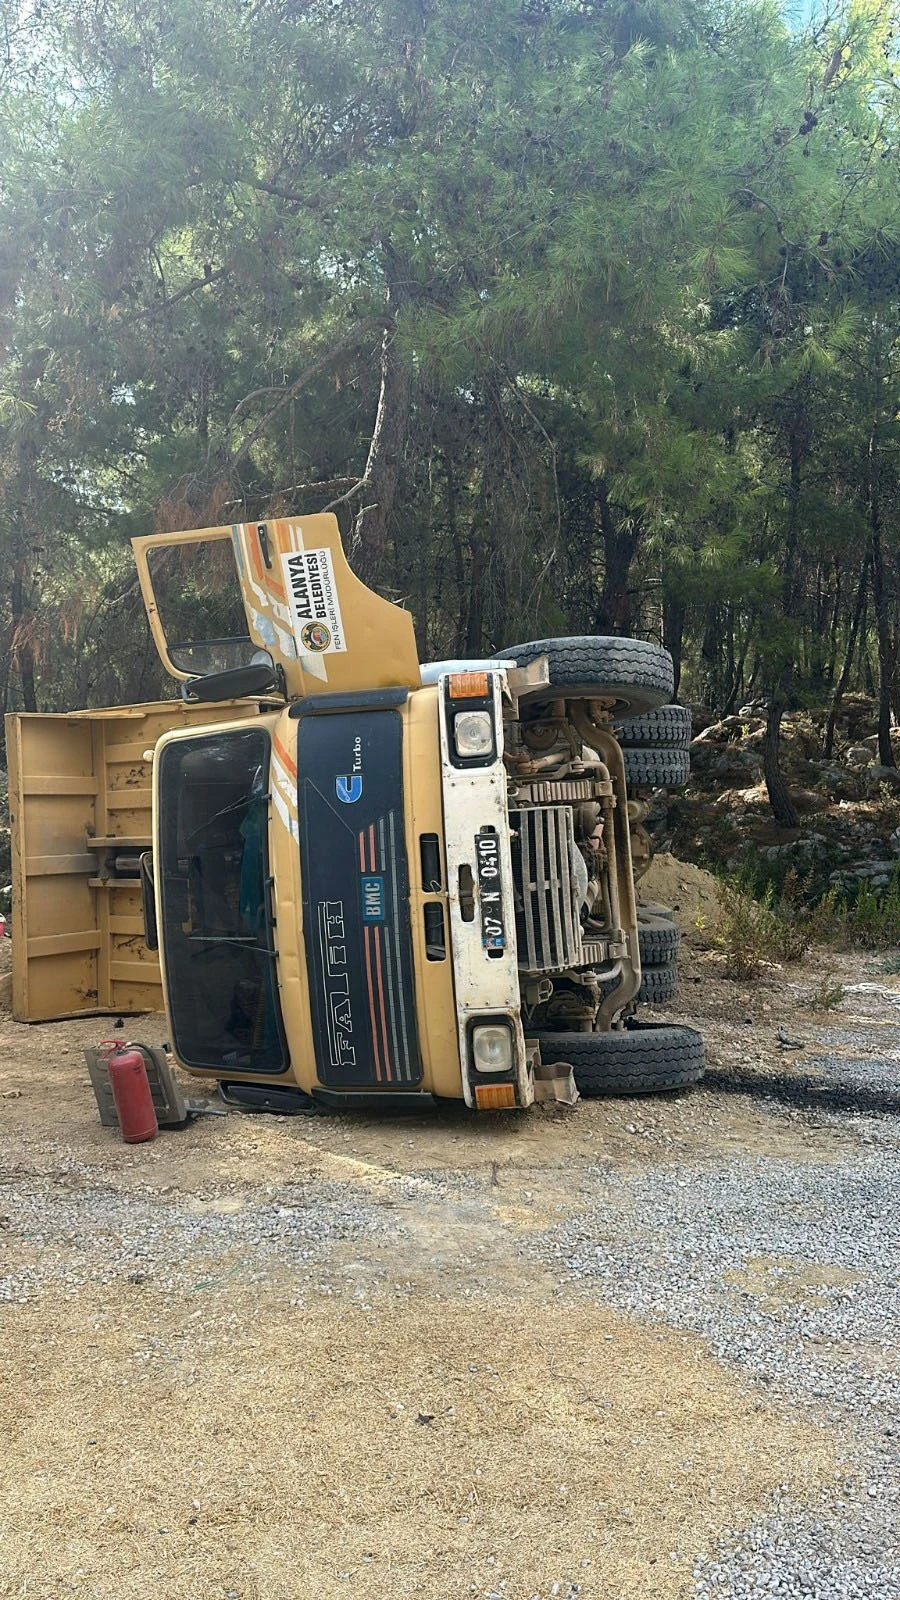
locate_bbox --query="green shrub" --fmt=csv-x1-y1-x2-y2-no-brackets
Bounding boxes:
870,782,900,835
712,857,900,958
839,872,900,949
808,977,846,1011
714,880,810,979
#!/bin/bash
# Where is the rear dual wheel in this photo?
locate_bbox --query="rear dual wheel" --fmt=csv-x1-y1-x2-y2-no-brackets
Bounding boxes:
600,962,678,1008
638,914,681,967
616,702,692,791
622,746,690,789
601,912,680,1010
636,909,680,1005
615,704,692,748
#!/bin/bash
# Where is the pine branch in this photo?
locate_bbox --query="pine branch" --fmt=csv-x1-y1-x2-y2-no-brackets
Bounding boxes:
227,319,387,466
121,266,230,327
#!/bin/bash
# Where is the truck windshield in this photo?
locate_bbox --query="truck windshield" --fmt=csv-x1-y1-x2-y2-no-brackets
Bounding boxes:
157,728,287,1074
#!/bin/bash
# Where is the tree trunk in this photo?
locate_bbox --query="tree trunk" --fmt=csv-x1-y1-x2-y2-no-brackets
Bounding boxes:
724,604,735,708
867,422,895,766
464,535,485,654
662,593,685,697
763,700,799,828
762,418,804,827
351,256,413,582
824,555,869,759
825,564,842,684
445,454,467,655
11,561,37,714
594,481,640,634
700,609,722,708
722,623,753,715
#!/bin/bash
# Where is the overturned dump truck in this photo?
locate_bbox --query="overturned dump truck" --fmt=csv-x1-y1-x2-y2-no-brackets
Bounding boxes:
7,516,703,1112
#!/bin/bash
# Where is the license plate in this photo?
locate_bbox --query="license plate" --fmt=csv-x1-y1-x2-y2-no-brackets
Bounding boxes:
475,830,505,951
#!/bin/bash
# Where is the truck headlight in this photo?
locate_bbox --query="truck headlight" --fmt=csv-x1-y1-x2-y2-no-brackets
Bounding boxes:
471,1023,513,1074
453,710,494,759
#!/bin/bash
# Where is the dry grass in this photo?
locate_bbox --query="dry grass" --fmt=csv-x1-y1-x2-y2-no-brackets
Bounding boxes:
0,1283,835,1600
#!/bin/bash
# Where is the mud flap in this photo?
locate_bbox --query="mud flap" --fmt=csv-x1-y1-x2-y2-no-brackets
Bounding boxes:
532,1063,580,1106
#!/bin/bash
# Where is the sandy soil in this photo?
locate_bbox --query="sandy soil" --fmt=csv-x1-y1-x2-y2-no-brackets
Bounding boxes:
0,947,879,1600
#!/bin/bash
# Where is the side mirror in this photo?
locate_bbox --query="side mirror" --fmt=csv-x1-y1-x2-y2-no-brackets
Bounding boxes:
180,659,280,703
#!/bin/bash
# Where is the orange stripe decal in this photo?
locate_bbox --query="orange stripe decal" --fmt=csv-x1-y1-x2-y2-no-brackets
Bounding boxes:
368,824,377,872
273,734,297,779
363,927,382,1083
358,831,367,871
373,926,393,1083
244,519,288,601
246,522,266,586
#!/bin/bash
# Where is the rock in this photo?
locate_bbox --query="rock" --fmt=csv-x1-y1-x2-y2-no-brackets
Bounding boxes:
0,971,11,1011
691,723,730,746
867,765,900,790
846,745,875,766
761,833,833,863
792,789,828,814
813,765,858,797
829,860,897,889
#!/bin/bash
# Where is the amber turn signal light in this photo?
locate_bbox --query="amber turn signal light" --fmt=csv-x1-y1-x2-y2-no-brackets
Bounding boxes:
474,1083,517,1111
448,670,490,699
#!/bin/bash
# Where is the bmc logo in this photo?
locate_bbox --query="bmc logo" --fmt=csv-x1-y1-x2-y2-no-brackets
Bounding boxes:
335,775,363,804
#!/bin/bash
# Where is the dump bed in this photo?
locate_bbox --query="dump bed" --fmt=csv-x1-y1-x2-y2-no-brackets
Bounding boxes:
7,699,259,1021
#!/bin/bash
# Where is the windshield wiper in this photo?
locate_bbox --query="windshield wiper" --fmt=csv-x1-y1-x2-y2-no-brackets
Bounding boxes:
187,933,278,958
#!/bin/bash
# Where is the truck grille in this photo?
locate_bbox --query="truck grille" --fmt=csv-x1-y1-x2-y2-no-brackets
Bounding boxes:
510,806,582,974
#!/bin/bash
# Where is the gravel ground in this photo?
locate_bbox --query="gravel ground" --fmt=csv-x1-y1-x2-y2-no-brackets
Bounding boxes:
1,947,898,1598
533,972,900,1600
0,1168,393,1303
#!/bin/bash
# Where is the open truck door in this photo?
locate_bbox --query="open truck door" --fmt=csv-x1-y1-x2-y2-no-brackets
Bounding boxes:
131,515,422,698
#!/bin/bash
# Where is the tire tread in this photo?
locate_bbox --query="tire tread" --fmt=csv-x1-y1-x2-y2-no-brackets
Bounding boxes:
493,635,674,713
616,704,692,748
537,1022,704,1095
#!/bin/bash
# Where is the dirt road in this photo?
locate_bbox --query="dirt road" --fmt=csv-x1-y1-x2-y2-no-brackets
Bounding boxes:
0,950,896,1599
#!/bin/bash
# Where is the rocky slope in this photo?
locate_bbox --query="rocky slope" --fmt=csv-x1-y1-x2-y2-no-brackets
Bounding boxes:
657,697,900,900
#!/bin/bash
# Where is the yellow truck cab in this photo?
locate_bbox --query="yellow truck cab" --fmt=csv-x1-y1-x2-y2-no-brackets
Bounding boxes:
8,515,704,1111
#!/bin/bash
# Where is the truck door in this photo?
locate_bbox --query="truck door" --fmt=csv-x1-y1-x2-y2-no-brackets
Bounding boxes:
131,515,421,699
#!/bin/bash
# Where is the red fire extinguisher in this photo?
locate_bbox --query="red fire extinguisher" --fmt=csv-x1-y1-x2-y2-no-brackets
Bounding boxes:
106,1044,158,1144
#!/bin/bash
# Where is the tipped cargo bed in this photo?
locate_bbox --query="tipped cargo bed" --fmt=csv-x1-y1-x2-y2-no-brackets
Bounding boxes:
7,699,260,1021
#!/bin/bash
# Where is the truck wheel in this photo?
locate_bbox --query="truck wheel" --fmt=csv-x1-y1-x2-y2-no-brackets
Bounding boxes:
493,635,673,715
622,747,690,789
638,900,675,922
601,961,678,1006
616,704,692,748
638,916,681,966
638,963,679,1004
538,1021,704,1095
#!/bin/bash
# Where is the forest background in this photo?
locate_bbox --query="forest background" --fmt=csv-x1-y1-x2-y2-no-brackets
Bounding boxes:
1,0,898,834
